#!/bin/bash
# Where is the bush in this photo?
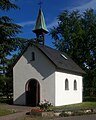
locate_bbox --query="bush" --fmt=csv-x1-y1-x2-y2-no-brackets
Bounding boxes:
83,96,96,102
0,98,13,104
39,99,52,111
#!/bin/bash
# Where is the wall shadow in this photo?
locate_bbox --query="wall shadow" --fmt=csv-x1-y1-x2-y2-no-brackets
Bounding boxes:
22,46,55,80
14,92,26,106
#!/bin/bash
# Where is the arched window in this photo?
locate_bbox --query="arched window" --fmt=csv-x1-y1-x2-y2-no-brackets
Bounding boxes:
65,79,69,90
31,52,35,61
74,80,77,90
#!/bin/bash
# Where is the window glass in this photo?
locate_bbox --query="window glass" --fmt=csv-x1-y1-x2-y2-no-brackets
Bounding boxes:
74,80,77,90
65,79,69,90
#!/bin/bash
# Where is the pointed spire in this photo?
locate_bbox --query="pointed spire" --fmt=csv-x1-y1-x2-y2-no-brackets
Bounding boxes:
33,8,48,45
33,8,48,34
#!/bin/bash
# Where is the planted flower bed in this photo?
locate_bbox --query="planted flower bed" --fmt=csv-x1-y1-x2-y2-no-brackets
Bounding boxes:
30,108,54,117
30,108,43,116
30,100,54,117
29,101,96,117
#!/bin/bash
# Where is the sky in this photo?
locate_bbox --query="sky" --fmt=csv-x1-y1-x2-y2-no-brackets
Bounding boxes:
1,0,96,47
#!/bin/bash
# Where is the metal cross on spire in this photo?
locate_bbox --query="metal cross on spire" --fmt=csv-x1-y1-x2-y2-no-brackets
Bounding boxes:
38,0,43,8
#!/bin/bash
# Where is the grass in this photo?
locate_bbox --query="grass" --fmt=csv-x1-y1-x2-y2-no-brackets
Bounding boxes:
52,102,96,111
0,98,15,116
0,108,15,116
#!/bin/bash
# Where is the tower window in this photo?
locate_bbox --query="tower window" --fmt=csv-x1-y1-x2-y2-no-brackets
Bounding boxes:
65,79,69,90
31,52,35,61
74,80,77,90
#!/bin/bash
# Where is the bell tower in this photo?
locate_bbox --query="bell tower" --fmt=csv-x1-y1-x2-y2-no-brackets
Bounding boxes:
33,5,48,45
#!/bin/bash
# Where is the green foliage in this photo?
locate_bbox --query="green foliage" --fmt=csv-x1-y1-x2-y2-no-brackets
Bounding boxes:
50,9,96,96
0,0,18,10
0,0,27,59
39,100,52,111
0,98,13,104
83,96,96,102
0,16,22,58
0,75,13,98
0,0,28,98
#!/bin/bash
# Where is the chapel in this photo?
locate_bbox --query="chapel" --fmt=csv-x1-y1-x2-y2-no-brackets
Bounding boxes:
13,7,85,106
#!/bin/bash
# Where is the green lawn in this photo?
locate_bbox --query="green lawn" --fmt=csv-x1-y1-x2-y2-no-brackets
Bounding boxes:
0,108,15,116
52,102,96,111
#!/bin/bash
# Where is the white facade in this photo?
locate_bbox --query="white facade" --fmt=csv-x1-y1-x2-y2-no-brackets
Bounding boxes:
55,71,83,106
13,46,55,105
13,45,83,106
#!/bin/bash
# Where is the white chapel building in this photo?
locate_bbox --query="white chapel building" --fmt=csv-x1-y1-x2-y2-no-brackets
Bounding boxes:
13,8,85,106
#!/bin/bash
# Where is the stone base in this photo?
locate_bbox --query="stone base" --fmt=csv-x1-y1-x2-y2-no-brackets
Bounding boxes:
30,111,54,117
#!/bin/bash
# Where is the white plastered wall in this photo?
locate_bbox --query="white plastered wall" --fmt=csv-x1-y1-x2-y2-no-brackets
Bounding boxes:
13,46,55,105
55,71,83,106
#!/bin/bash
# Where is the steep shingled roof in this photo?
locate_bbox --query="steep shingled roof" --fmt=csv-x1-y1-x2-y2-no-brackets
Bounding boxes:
37,44,85,75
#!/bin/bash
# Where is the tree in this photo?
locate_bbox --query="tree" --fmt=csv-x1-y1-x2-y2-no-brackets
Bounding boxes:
0,0,27,72
50,9,96,96
0,0,18,10
0,0,27,98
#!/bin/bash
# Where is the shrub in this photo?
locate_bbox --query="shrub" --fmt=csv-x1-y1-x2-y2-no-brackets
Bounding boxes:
0,98,13,104
83,96,96,102
39,99,52,111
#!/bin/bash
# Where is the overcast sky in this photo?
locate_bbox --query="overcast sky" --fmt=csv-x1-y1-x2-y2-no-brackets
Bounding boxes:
1,0,96,47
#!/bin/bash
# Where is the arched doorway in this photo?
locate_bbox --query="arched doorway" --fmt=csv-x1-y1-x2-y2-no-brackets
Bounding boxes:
25,79,40,106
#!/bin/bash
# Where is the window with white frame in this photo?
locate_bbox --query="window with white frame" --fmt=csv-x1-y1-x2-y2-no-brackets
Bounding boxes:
65,79,69,90
74,80,77,90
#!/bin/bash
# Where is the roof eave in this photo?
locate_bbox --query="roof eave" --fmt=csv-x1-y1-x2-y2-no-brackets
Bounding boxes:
56,67,86,76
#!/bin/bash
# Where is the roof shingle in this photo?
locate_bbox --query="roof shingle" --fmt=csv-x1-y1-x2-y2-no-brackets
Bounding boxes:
37,44,85,75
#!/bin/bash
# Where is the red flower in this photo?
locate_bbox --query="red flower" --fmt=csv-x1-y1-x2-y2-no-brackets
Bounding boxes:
31,109,43,112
